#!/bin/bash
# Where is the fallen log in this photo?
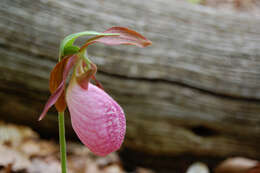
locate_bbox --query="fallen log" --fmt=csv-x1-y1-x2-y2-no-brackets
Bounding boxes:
0,0,260,160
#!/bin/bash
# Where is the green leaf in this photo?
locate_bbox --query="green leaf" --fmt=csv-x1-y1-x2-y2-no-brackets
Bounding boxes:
59,31,119,59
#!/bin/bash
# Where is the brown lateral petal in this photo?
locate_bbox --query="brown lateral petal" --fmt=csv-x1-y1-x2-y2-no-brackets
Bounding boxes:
49,56,69,112
50,55,78,111
38,55,77,120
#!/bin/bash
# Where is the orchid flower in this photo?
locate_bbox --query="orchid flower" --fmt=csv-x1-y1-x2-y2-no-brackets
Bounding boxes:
39,27,151,159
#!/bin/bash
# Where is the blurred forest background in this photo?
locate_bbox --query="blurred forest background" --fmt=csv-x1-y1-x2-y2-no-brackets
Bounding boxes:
0,0,260,173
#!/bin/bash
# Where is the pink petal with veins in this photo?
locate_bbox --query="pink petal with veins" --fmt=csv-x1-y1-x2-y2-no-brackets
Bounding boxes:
66,80,126,156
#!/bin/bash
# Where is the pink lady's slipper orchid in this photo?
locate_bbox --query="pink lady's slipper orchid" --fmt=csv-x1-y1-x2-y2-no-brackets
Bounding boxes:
39,27,151,156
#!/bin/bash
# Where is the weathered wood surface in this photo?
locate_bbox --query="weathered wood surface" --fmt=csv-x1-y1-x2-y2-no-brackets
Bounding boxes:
0,0,260,159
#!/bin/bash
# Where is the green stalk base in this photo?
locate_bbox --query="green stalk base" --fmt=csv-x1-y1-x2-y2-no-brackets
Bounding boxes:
58,112,67,173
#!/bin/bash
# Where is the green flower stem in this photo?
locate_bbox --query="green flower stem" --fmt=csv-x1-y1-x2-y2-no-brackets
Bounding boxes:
58,112,67,173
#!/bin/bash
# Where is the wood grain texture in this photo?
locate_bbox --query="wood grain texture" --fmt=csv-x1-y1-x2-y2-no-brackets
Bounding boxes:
0,0,260,159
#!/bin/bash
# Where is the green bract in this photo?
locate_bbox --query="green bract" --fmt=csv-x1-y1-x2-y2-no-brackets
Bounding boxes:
59,31,119,59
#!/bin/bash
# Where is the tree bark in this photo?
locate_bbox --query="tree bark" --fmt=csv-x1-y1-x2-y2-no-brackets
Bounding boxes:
0,0,260,159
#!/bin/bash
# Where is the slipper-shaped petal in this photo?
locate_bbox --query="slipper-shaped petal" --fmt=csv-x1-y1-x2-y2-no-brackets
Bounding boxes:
66,79,126,156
